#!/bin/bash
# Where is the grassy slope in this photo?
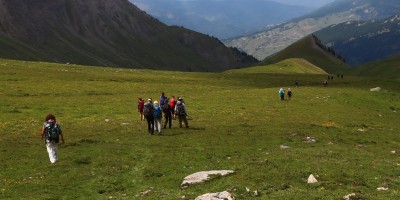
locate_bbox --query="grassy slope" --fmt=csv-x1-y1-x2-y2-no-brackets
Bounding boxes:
228,58,327,74
261,35,350,74
351,55,400,79
0,59,399,199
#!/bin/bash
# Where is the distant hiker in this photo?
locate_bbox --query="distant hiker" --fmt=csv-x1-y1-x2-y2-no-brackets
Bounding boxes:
137,98,144,121
160,92,167,107
175,98,189,128
327,75,330,80
287,88,293,100
162,98,172,129
279,88,285,100
154,101,162,134
143,99,155,134
324,80,328,87
331,75,334,80
169,96,177,115
295,80,299,87
41,114,64,164
341,74,344,79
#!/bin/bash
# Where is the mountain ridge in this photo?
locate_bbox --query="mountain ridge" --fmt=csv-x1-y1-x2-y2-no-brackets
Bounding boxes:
225,0,400,60
0,0,258,72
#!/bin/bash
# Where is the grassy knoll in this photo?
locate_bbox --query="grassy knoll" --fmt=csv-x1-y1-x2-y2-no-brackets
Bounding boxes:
228,58,328,75
0,59,399,199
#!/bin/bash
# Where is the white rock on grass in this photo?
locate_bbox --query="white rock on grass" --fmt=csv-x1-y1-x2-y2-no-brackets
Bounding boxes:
195,191,235,200
377,187,388,191
181,170,234,188
307,174,318,184
280,145,291,150
343,193,356,200
370,87,381,92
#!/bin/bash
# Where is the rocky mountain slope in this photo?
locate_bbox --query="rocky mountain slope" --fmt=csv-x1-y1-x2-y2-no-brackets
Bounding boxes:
225,0,400,60
130,0,312,39
0,0,258,72
314,14,400,66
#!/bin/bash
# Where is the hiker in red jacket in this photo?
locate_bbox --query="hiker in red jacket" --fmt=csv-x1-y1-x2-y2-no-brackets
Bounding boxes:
138,98,144,121
169,96,177,115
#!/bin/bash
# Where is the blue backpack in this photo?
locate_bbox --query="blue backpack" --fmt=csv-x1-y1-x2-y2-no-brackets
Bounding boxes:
154,105,162,118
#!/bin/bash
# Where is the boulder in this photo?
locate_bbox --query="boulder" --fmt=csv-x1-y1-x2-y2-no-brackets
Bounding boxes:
307,174,318,183
343,193,356,200
181,170,234,188
195,191,235,200
370,87,381,92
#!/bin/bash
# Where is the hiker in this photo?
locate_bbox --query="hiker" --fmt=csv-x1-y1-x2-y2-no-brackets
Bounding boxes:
287,88,293,100
162,98,172,129
295,80,299,87
160,92,167,107
169,96,177,115
341,74,344,79
143,99,155,135
323,80,328,87
175,97,189,128
327,75,330,80
153,101,162,134
41,114,64,164
137,98,144,121
331,75,334,80
279,88,285,100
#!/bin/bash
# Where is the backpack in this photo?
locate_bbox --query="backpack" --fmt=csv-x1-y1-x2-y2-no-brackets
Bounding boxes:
45,121,60,143
143,103,153,117
175,103,185,116
162,103,170,113
154,105,162,118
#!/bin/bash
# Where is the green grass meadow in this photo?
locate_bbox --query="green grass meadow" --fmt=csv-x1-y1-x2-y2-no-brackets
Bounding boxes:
0,59,399,199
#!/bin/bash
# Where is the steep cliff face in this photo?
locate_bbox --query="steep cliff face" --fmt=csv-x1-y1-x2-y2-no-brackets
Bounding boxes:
0,0,257,71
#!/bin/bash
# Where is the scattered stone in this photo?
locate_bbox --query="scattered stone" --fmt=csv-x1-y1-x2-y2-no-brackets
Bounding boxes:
140,190,151,196
307,174,318,184
377,187,388,191
343,193,356,200
370,87,381,92
181,170,234,188
280,145,291,150
181,195,189,200
121,123,130,125
245,187,250,192
253,190,259,196
356,128,365,132
391,151,396,154
105,119,110,122
304,136,316,143
195,191,235,200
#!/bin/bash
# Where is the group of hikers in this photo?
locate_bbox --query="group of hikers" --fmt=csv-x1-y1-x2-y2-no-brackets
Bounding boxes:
324,74,344,87
137,93,189,135
40,93,189,163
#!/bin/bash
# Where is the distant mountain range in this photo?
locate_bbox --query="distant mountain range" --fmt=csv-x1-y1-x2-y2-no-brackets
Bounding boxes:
225,0,400,60
130,0,313,39
314,14,400,66
0,0,257,72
